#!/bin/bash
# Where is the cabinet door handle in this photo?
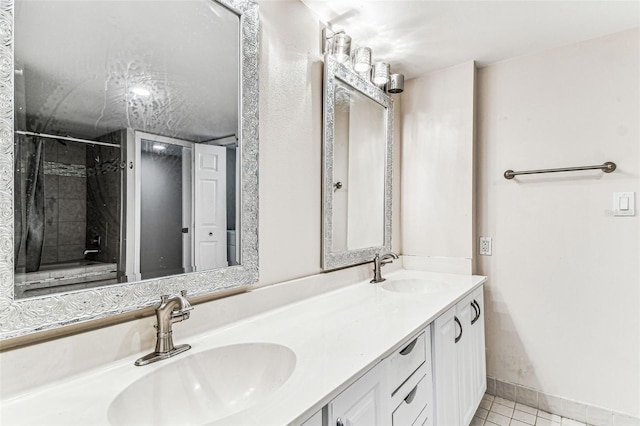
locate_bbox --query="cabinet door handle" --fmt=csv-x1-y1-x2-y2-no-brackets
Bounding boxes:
454,316,463,343
470,301,479,324
404,384,419,404
399,337,418,355
472,300,481,325
336,418,344,426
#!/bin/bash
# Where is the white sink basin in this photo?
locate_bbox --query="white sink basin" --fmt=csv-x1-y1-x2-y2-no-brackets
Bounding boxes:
108,343,296,426
382,278,448,294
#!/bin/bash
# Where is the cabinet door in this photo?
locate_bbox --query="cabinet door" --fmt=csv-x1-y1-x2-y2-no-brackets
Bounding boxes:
301,410,322,426
327,361,387,426
470,286,487,408
432,305,460,426
457,293,478,426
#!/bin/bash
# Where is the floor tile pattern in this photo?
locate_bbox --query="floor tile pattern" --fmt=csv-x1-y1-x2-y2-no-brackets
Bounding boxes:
473,394,588,426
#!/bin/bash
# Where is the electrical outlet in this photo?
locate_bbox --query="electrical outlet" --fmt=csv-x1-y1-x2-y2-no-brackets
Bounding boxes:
479,237,492,256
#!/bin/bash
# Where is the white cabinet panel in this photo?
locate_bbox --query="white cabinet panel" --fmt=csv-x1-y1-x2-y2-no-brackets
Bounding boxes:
388,331,427,393
432,284,486,426
458,293,478,426
327,361,387,426
433,304,460,426
470,287,487,409
301,410,322,426
392,373,431,426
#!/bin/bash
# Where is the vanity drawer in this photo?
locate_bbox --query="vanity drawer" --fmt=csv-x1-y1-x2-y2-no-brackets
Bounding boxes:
388,329,428,392
392,373,431,426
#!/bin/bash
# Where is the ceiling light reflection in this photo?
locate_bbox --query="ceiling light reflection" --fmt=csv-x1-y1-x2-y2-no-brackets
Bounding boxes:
131,86,151,97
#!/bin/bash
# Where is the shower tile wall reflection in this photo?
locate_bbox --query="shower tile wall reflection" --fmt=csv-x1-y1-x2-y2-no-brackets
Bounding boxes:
14,135,120,298
86,131,123,270
42,139,87,265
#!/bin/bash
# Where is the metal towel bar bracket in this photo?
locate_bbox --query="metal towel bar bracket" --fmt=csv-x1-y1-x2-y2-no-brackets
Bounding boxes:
504,161,616,180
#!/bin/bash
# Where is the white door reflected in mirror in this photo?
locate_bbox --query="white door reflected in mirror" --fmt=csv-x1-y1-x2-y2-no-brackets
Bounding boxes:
129,133,229,282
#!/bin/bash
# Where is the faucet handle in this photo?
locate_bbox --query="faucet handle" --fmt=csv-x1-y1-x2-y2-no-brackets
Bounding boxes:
178,290,193,312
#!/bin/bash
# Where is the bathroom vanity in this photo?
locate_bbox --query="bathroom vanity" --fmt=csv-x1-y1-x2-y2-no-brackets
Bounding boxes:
310,277,486,426
0,269,486,425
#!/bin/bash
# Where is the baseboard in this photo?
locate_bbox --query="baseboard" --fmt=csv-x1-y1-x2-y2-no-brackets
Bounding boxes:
486,376,639,426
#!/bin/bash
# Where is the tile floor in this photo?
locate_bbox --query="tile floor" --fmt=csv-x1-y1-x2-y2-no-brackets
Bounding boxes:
472,394,588,426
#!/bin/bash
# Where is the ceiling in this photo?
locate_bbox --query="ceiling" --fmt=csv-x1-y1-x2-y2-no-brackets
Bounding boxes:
15,0,239,142
300,0,640,79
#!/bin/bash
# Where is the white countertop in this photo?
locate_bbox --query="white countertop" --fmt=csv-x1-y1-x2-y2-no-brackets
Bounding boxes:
0,269,486,426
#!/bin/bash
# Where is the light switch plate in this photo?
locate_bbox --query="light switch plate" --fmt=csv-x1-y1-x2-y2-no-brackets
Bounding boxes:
613,192,635,216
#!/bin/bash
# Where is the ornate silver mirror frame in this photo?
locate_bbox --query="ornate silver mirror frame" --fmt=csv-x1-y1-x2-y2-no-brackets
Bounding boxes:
322,54,393,270
0,0,259,341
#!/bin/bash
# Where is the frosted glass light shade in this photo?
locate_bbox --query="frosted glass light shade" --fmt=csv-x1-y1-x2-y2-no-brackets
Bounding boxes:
353,47,372,73
333,33,351,63
372,62,390,85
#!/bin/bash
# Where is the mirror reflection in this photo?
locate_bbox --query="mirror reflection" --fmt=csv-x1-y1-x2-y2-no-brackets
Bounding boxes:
13,0,241,298
332,79,386,251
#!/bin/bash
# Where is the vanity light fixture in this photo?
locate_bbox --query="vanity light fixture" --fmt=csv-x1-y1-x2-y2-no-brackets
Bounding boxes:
372,62,390,86
323,30,404,93
387,73,404,94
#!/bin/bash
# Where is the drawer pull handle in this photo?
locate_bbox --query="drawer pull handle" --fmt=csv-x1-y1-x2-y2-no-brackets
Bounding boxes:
471,300,481,325
454,316,462,343
404,384,418,404
399,337,418,355
336,418,344,426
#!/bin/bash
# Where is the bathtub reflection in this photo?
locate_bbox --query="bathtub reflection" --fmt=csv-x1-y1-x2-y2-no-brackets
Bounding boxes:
14,260,117,299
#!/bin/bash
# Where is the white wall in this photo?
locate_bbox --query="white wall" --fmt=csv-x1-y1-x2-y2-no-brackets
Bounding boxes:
401,62,476,273
476,29,639,416
257,0,323,286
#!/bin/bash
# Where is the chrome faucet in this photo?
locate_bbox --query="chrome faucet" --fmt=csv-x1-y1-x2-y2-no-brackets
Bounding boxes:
371,252,399,283
135,290,193,366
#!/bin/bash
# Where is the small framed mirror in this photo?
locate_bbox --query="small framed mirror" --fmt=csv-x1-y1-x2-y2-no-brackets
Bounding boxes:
322,54,393,270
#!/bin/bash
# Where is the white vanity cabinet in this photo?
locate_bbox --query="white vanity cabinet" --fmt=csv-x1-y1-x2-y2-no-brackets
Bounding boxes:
324,328,433,426
432,285,486,426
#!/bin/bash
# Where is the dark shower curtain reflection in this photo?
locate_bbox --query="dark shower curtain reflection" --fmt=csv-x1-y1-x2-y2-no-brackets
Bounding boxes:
14,135,45,272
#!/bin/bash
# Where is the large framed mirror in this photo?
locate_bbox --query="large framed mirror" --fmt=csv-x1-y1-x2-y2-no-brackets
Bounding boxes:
0,0,259,340
322,54,393,270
